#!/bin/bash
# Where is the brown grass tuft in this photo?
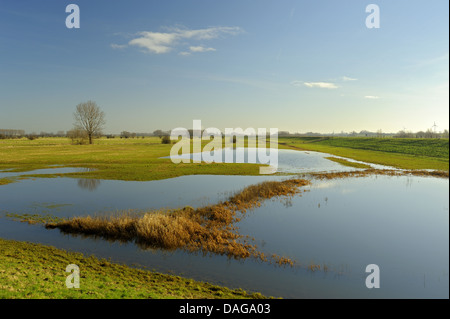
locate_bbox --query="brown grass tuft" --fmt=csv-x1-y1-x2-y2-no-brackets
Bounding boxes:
46,178,310,266
309,168,449,180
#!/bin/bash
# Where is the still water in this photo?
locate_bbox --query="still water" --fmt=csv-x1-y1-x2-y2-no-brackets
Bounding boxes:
0,153,448,298
166,147,397,173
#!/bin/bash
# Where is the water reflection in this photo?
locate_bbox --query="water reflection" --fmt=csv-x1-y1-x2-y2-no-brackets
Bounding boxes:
165,148,398,174
77,179,101,191
0,166,94,179
0,173,447,298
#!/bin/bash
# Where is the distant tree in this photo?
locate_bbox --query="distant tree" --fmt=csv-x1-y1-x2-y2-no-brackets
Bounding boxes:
394,130,414,138
376,129,383,138
443,129,449,139
26,134,38,141
73,101,105,144
161,135,171,144
416,131,426,138
121,131,131,139
424,129,434,139
153,130,164,138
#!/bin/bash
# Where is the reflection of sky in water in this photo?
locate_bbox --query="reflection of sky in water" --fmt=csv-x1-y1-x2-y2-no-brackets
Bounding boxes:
0,173,448,298
0,175,286,217
0,167,92,178
166,148,397,173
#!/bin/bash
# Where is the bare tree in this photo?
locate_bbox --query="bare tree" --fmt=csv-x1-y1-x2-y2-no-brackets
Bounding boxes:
73,101,105,144
376,129,383,138
153,130,165,138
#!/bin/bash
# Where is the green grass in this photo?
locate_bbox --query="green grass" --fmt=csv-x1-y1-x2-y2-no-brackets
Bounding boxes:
279,137,449,171
0,238,268,299
0,137,263,182
1,136,448,183
4,213,66,225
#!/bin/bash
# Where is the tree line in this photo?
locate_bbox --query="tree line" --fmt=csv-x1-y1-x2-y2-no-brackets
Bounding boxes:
2,101,449,142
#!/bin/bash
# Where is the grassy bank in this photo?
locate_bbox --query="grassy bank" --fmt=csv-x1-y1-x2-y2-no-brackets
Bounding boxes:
279,137,449,171
0,238,267,299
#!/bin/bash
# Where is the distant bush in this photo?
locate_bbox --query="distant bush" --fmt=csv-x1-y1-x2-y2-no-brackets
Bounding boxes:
67,128,88,145
161,135,171,144
26,135,38,140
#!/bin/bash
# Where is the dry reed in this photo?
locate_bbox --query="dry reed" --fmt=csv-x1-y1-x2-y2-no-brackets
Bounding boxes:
46,178,310,266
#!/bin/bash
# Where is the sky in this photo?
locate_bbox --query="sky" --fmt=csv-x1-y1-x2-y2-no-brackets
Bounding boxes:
0,0,448,134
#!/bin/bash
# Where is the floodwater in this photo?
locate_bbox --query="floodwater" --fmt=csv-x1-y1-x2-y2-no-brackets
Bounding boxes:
0,151,448,298
166,147,398,173
0,167,90,179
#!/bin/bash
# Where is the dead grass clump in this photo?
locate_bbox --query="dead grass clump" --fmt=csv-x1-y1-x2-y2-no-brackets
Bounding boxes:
46,178,311,266
135,213,199,249
310,168,449,180
47,215,137,242
404,169,449,178
227,179,310,212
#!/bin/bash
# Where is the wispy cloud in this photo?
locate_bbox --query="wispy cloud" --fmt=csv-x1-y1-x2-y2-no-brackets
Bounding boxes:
364,95,380,99
113,26,243,55
341,76,357,81
179,45,217,55
129,31,177,54
189,46,216,53
291,81,338,89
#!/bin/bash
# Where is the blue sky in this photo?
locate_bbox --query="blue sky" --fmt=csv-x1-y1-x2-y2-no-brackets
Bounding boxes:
0,0,448,134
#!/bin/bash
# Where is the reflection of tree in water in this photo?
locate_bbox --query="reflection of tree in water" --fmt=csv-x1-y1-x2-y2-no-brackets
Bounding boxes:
281,197,293,208
77,179,101,191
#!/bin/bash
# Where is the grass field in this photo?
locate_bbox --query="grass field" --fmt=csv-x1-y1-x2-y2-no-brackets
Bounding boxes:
0,238,267,299
0,136,448,186
279,137,449,171
0,137,262,183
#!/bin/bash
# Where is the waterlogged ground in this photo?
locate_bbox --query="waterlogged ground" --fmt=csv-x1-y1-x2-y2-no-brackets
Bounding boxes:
0,150,448,298
166,147,398,173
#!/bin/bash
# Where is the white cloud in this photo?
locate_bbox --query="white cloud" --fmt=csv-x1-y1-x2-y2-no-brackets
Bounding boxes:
117,26,243,54
189,46,216,53
302,82,339,89
290,80,303,87
364,95,380,99
341,76,357,81
129,31,178,54
167,26,242,40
